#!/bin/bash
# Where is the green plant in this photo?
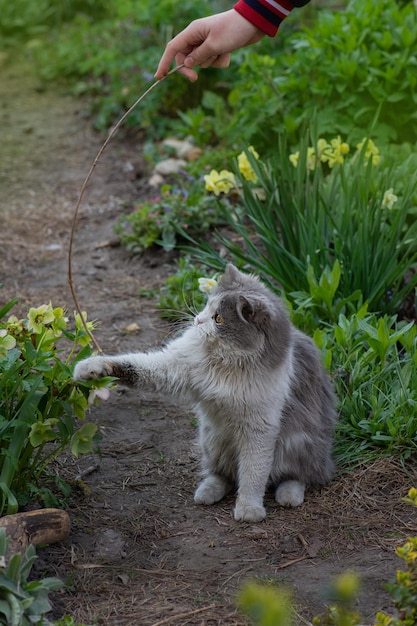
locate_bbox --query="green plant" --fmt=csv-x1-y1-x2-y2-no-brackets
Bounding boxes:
52,617,93,626
314,308,417,466
115,178,230,254
181,131,417,320
154,256,216,321
0,528,62,625
0,300,113,516
237,581,292,626
224,0,417,151
31,0,232,135
0,0,109,41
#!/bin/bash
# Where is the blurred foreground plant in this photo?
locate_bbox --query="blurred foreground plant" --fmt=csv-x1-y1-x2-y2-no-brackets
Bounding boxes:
0,527,62,625
239,489,417,626
0,299,113,516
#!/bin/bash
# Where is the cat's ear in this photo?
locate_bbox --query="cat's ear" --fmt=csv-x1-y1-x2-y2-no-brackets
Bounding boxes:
221,264,242,285
237,295,268,325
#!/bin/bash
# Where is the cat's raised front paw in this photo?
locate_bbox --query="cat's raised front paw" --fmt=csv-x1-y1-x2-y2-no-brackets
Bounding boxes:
73,356,113,381
233,499,266,523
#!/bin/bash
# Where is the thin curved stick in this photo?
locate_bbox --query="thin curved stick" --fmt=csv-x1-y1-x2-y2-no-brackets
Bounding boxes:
68,65,185,353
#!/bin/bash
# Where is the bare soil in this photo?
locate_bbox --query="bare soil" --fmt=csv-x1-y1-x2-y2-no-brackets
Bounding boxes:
1,54,417,626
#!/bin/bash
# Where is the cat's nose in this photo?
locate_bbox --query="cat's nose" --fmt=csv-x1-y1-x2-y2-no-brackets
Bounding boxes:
195,316,202,325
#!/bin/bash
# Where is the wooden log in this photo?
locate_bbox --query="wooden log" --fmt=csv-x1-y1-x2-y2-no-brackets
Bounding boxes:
0,508,70,555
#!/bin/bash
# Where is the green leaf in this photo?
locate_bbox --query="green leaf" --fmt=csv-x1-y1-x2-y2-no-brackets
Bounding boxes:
70,422,98,457
29,418,59,448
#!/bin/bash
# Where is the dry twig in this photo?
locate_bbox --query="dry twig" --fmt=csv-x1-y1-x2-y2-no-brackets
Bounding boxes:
68,65,185,352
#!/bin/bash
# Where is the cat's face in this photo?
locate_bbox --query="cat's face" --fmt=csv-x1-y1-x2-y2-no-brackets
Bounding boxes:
194,292,266,353
193,265,291,361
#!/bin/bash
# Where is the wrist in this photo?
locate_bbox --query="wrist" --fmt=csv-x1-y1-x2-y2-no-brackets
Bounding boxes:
233,0,294,37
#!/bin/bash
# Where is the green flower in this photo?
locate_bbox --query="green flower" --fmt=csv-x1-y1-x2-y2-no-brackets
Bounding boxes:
74,311,96,346
51,306,68,336
6,315,25,338
27,303,55,334
0,329,16,355
29,418,59,448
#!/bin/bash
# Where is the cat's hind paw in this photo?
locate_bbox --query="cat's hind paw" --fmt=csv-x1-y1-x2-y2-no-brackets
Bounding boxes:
233,499,266,523
194,475,231,505
73,356,113,381
275,480,305,507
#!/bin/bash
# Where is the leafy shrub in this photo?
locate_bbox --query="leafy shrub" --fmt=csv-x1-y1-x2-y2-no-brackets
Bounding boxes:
32,0,232,134
0,0,109,40
314,308,417,466
224,0,417,151
115,177,231,254
0,300,112,516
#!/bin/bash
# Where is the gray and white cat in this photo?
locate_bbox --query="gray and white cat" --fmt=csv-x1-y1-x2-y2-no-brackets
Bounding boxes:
74,264,337,523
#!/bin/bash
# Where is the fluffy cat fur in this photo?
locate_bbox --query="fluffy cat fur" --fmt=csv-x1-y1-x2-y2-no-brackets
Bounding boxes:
74,264,337,523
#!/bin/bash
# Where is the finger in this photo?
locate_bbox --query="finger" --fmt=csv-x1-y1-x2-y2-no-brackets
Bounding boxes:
176,65,199,81
155,49,176,79
211,53,231,69
155,39,194,79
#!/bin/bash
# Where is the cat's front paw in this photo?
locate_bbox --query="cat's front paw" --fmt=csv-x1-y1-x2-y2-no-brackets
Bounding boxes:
73,356,113,381
233,498,266,523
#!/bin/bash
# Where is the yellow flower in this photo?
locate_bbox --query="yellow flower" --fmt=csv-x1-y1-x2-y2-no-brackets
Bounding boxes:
321,136,350,168
317,138,330,159
306,146,317,171
204,169,236,196
356,137,380,165
381,188,398,210
198,277,218,294
331,135,350,155
290,145,322,171
289,151,300,168
237,146,259,182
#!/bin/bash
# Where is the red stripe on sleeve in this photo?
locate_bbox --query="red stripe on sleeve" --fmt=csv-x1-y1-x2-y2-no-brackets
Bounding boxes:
234,0,279,36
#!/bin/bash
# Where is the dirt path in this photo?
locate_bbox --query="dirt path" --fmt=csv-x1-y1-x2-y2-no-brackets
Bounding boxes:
1,54,416,626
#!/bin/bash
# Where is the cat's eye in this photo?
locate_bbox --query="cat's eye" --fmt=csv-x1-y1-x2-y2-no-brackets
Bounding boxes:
215,314,224,324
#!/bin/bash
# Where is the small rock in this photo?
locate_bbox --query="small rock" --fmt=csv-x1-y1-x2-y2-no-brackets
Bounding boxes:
123,322,141,333
148,172,164,187
93,528,126,561
154,158,187,176
162,137,195,159
185,147,203,161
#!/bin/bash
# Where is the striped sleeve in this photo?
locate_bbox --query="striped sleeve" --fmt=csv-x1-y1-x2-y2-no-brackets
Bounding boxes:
234,0,311,37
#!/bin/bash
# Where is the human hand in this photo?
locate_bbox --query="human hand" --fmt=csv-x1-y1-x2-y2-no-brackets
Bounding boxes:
154,10,265,82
